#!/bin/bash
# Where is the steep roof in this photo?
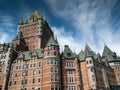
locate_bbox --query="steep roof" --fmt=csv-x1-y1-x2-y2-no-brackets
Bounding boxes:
78,50,85,61
102,45,120,62
48,36,59,46
62,45,75,59
18,18,24,25
84,44,96,58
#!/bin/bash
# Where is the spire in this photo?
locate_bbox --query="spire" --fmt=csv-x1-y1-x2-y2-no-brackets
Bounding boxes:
31,10,41,20
102,45,119,62
18,18,24,25
85,44,93,57
102,45,113,56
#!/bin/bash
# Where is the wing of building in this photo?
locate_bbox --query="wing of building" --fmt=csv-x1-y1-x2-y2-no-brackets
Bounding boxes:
0,10,120,90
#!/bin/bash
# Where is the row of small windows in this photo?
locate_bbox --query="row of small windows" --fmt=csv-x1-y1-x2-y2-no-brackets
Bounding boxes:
66,62,74,67
51,75,60,81
47,59,60,65
51,85,60,90
114,62,120,65
86,60,92,64
9,78,41,86
68,86,76,90
51,67,60,73
47,51,57,56
11,62,41,70
10,69,41,78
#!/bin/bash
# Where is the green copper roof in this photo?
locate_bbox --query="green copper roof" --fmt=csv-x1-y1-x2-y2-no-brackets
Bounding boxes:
16,49,43,61
102,45,120,62
63,45,75,59
78,50,85,61
48,36,59,46
32,10,41,20
85,44,96,58
18,18,24,24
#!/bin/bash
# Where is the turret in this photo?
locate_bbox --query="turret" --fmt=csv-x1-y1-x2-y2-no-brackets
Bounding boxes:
42,36,61,90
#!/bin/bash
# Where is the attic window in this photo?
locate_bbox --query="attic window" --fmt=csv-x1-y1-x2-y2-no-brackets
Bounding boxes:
67,53,71,57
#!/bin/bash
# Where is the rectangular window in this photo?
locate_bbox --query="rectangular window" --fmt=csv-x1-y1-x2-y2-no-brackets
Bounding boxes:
21,79,27,85
68,71,74,82
33,78,35,84
33,70,36,75
38,78,41,83
51,75,60,81
39,62,41,67
38,70,41,74
51,85,60,90
68,85,76,90
66,62,74,67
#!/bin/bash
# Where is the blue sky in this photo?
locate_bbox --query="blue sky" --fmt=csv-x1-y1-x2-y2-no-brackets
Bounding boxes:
0,0,120,55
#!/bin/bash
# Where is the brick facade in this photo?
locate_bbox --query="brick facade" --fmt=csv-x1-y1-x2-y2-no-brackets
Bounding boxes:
0,10,120,90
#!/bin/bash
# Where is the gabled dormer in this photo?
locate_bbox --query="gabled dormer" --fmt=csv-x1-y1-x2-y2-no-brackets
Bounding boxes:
62,45,75,59
43,36,59,58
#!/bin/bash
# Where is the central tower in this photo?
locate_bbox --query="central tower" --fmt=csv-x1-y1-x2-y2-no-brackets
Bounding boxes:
12,10,53,51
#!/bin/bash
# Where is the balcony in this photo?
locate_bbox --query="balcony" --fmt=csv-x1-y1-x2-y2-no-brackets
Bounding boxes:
65,66,76,70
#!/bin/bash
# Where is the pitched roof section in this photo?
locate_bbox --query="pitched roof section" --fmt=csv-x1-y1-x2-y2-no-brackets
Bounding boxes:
32,10,41,19
25,10,42,23
85,44,96,58
78,50,85,61
18,18,24,25
102,45,120,62
16,49,43,61
63,45,75,59
48,36,59,46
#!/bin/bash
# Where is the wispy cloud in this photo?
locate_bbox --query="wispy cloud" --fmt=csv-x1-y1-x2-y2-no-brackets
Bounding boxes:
45,0,120,55
0,12,16,43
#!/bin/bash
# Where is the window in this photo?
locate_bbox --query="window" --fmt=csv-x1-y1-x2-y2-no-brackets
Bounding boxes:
14,81,17,85
68,71,74,82
38,78,41,83
39,62,41,67
22,71,28,77
21,79,27,85
51,67,59,73
0,68,2,72
47,59,59,65
33,78,35,84
66,62,74,67
67,53,71,57
33,70,36,75
54,51,56,56
38,70,41,74
51,85,60,90
51,75,60,81
90,67,94,72
23,64,29,69
9,81,12,86
68,85,76,90
15,73,18,77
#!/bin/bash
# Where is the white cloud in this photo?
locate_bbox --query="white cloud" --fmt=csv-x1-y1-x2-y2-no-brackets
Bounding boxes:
45,0,120,55
0,12,16,43
0,31,10,44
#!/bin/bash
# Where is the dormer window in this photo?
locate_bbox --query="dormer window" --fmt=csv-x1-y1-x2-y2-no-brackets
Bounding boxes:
67,52,71,57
